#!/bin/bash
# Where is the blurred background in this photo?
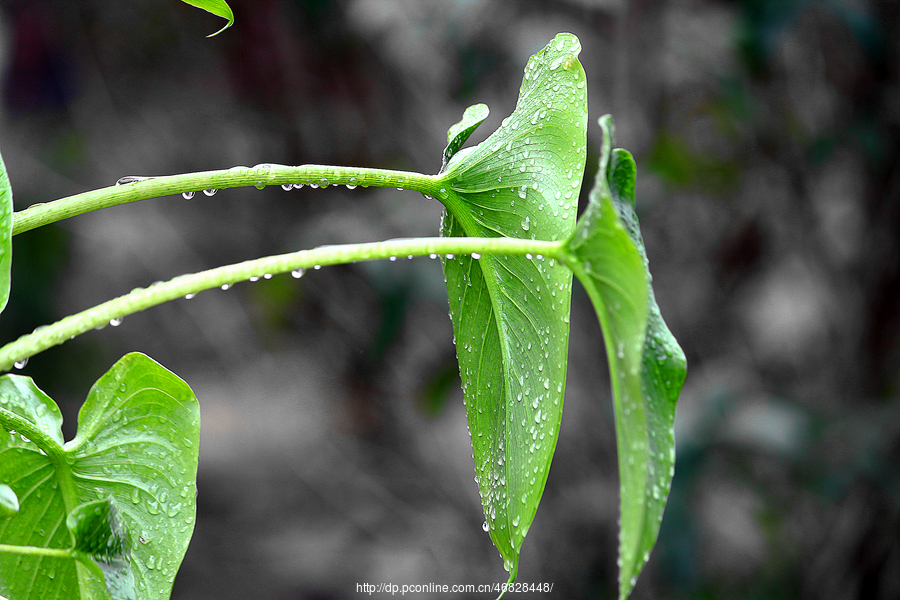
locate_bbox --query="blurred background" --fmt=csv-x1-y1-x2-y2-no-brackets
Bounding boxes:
1,0,899,598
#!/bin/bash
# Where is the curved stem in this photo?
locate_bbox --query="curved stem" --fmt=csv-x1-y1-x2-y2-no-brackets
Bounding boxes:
0,237,564,372
12,164,443,236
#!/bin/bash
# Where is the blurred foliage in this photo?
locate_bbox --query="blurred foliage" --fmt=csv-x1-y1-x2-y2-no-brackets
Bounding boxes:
1,0,898,599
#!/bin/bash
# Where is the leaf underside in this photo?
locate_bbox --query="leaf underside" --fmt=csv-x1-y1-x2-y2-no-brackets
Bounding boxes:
563,115,687,600
0,353,200,600
437,33,588,582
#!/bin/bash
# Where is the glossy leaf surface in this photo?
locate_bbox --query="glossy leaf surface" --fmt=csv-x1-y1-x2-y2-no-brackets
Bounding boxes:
562,116,686,599
0,149,11,315
0,353,200,600
179,0,234,36
437,33,587,581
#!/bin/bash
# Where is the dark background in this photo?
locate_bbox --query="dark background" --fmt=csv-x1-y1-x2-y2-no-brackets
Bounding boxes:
2,0,899,598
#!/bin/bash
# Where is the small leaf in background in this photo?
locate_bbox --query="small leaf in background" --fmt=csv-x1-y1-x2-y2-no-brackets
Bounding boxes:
441,103,489,172
437,32,588,583
563,115,686,600
179,0,234,36
0,352,201,600
67,499,135,600
0,149,12,315
0,484,18,519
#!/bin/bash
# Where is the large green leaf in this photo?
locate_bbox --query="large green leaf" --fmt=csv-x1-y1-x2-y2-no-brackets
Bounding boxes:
436,33,587,582
179,0,234,36
0,148,12,315
0,353,200,600
562,115,686,600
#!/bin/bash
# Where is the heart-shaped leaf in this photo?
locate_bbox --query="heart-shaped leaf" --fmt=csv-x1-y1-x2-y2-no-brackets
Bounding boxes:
0,149,12,315
179,0,234,36
562,115,686,599
436,32,587,582
0,352,200,600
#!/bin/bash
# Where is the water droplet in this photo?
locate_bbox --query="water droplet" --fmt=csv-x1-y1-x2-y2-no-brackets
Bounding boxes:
184,293,196,300
518,185,528,199
291,268,306,279
13,358,28,369
281,184,292,191
521,216,531,231
116,176,148,185
203,188,218,197
109,317,124,327
220,283,231,290
471,253,481,260
482,521,490,532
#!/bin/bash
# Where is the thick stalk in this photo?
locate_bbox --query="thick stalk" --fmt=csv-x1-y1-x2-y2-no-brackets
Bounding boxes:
12,164,443,236
0,237,564,372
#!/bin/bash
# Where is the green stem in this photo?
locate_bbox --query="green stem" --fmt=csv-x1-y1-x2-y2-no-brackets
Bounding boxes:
12,164,443,236
0,237,564,371
0,543,72,559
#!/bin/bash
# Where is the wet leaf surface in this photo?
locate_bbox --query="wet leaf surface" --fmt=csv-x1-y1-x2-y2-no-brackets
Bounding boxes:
436,32,587,583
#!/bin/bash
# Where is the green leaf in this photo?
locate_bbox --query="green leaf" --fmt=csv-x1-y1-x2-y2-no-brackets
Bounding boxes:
436,33,588,582
441,103,490,173
562,115,686,600
180,0,234,36
0,484,18,519
0,353,201,600
67,499,135,600
0,148,12,315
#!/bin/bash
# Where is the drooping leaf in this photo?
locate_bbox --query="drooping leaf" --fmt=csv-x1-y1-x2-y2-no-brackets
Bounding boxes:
0,148,12,315
0,353,201,600
67,499,135,600
179,0,234,36
562,115,686,600
436,33,588,582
